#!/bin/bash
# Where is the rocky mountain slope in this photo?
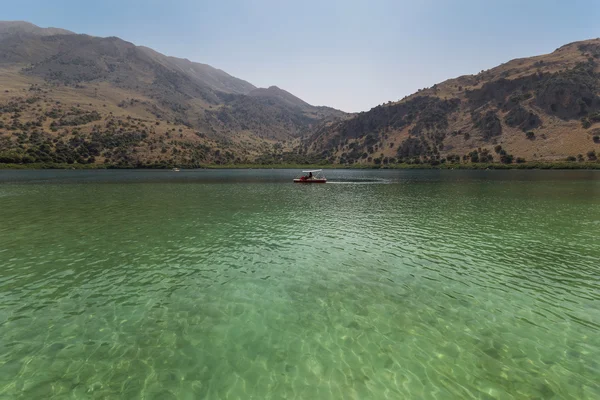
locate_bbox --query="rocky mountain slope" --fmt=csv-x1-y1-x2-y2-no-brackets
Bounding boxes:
1,21,599,167
0,21,346,166
305,39,600,165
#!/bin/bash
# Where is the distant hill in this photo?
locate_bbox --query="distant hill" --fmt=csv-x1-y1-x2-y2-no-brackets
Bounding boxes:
137,46,257,95
305,39,600,165
0,21,346,167
249,86,346,120
249,86,310,108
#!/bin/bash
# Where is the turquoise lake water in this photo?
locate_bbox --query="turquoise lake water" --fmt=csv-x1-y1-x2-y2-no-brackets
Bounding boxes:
0,169,599,399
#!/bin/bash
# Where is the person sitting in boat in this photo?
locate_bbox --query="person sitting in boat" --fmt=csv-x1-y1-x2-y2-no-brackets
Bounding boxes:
307,172,313,180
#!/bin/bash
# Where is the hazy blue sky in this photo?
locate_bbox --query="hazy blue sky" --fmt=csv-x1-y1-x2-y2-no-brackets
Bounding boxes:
4,0,599,112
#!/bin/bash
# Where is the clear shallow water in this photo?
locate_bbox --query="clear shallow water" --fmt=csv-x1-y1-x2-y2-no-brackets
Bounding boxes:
0,169,599,399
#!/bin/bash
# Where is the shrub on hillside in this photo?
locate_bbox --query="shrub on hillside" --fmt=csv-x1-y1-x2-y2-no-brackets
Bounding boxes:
469,151,479,163
446,154,461,163
472,110,502,139
397,137,426,158
590,112,600,123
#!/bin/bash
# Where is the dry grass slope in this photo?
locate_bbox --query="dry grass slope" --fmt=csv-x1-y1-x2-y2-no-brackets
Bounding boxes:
0,21,347,167
1,21,598,168
306,39,600,166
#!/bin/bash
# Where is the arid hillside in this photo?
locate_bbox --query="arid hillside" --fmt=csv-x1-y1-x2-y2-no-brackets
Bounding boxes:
0,21,346,167
305,39,600,165
1,21,599,167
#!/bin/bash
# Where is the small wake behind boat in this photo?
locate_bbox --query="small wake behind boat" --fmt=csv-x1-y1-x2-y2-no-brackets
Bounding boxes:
293,169,327,183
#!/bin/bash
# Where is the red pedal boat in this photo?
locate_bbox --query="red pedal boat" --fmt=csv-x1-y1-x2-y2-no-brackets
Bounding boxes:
293,169,327,183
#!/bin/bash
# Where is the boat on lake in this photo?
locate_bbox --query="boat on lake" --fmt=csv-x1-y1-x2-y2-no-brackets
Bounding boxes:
172,167,180,172
293,169,327,183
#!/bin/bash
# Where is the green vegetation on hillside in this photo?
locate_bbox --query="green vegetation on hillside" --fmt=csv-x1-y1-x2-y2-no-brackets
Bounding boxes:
1,22,600,168
2,161,599,170
307,42,600,166
0,21,347,164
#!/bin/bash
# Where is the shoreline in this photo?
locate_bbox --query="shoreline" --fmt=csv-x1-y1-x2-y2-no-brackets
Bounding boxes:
1,162,600,170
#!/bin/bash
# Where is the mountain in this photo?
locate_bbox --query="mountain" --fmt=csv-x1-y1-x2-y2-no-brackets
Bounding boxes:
305,39,600,165
249,86,312,109
0,21,73,39
0,21,346,167
2,21,598,168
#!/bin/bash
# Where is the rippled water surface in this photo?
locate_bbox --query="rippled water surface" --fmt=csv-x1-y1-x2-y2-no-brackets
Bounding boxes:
1,169,599,399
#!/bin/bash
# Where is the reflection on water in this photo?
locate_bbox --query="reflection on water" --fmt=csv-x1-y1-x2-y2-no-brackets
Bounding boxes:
0,169,599,399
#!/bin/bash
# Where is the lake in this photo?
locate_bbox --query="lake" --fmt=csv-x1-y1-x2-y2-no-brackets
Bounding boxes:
0,169,599,399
